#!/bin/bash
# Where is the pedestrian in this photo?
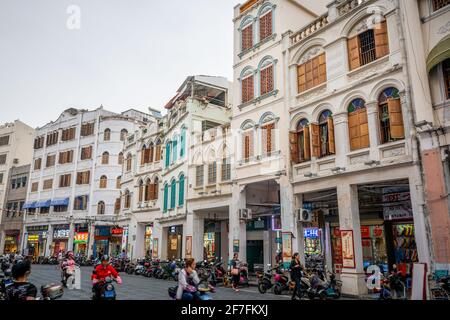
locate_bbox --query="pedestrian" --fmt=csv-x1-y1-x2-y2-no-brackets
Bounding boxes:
290,252,303,300
176,258,200,300
230,253,240,292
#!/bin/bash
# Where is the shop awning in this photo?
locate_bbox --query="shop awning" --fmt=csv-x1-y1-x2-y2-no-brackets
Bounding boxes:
427,35,450,72
35,200,51,208
22,202,37,209
50,198,69,206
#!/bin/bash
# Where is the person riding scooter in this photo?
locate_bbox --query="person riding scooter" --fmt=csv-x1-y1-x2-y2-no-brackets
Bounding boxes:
91,255,122,300
61,251,76,287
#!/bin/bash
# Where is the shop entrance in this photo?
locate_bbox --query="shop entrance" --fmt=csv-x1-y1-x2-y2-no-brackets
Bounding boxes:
167,225,182,260
203,220,221,260
247,240,263,273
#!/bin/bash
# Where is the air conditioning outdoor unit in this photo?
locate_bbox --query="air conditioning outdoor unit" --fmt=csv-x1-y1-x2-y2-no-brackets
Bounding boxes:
239,208,252,220
297,209,312,223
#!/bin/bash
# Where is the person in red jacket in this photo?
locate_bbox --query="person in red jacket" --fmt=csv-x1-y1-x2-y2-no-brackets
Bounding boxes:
91,255,122,299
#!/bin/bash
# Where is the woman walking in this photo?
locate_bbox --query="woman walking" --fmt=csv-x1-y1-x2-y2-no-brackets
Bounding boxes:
290,253,303,300
230,253,240,292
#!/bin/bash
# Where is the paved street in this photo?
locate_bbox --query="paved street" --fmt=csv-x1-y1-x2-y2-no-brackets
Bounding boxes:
28,265,294,300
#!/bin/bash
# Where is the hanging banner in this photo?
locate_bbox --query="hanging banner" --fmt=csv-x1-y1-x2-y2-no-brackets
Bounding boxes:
341,230,356,269
282,232,293,263
185,236,192,258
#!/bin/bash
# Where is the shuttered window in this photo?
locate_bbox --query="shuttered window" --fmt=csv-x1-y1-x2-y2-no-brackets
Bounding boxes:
124,191,131,209
138,181,144,202
114,198,121,214
242,131,254,161
59,150,74,164
76,171,91,185
0,135,10,146
208,162,217,184
101,152,109,165
290,119,311,164
116,176,121,189
80,146,92,160
178,175,185,206
81,122,94,137
61,127,76,141
165,142,171,167
242,24,253,51
348,99,370,150
348,21,389,71
118,152,124,165
170,180,176,209
259,11,273,41
59,174,72,188
260,65,274,96
99,175,107,188
126,154,132,171
46,131,59,146
155,143,162,162
152,180,159,200
163,184,169,212
378,87,404,143
297,53,327,93
34,158,42,170
262,123,275,156
104,129,111,141
31,182,39,192
432,0,450,11
46,155,56,167
221,157,231,181
196,165,204,187
444,59,450,99
43,179,53,190
34,136,45,149
242,75,254,103
312,110,335,158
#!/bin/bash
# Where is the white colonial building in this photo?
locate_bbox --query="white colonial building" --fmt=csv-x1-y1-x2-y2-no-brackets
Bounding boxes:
21,107,152,259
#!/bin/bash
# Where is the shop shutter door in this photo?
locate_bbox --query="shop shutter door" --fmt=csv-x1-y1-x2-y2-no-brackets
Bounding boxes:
387,98,405,139
375,21,389,59
327,117,336,154
310,123,320,158
347,36,361,70
289,131,299,164
303,125,311,161
348,112,361,150
359,108,370,148
297,63,306,93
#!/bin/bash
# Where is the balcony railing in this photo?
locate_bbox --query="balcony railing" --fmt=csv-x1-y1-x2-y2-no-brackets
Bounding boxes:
291,14,329,45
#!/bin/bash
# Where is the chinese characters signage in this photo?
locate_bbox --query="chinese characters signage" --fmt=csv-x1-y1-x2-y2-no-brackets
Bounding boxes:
341,230,355,268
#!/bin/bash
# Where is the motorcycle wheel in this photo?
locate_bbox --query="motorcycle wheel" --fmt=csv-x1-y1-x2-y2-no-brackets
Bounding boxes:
319,291,327,300
258,282,267,294
273,283,283,295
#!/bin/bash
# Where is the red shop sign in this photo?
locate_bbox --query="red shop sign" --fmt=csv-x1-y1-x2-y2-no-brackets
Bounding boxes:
111,228,123,235
361,226,370,239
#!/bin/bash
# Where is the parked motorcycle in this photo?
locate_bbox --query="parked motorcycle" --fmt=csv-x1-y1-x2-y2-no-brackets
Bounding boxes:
257,264,277,294
431,274,450,300
168,281,215,301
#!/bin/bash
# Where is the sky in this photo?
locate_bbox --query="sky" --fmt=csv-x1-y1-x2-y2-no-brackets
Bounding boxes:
0,0,240,128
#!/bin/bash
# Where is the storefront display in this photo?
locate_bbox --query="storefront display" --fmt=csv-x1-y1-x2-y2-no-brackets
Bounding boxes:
26,225,48,257
52,225,70,255
74,224,89,254
94,226,111,257
392,223,418,275
203,220,222,260
3,230,20,253
167,226,182,260
144,225,153,257
110,227,123,257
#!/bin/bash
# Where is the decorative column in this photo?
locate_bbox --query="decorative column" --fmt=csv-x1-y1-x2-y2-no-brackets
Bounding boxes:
280,175,298,254
229,184,247,262
294,193,305,266
45,224,54,257
337,183,367,296
186,211,204,261
67,220,75,252
87,223,96,258
366,101,381,161
333,112,350,169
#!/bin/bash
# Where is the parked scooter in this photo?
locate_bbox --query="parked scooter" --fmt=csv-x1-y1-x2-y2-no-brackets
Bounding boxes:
168,281,215,301
258,264,276,294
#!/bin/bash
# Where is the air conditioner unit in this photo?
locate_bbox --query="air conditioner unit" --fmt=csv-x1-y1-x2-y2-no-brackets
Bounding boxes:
239,208,252,220
297,209,312,223
13,158,19,165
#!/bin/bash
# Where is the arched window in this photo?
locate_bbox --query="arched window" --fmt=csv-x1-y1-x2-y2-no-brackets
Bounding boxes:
165,141,171,167
170,179,177,209
180,127,186,158
155,139,162,162
259,57,274,96
153,177,159,200
124,190,131,209
141,145,150,165
118,152,124,165
97,201,105,215
260,113,276,156
240,16,254,52
99,175,108,189
149,142,154,163
311,110,335,158
297,50,326,93
104,128,111,141
101,152,109,165
172,137,178,164
138,179,144,202
241,121,255,162
126,153,132,171
144,178,151,201
378,87,404,143
120,129,128,142
290,119,311,164
241,68,255,103
258,4,274,42
208,150,217,185
163,183,169,213
178,174,185,207
116,176,121,189
348,98,369,150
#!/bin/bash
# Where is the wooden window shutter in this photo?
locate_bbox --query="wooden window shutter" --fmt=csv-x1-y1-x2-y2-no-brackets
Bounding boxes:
149,146,154,163
387,98,404,139
348,36,361,70
374,21,389,59
305,61,313,91
310,123,320,158
297,63,306,93
242,25,253,51
348,112,361,150
359,109,370,148
312,56,320,87
318,53,327,84
290,131,299,164
327,117,336,154
139,185,143,202
303,125,311,161
141,149,145,165
244,134,250,159
149,183,155,200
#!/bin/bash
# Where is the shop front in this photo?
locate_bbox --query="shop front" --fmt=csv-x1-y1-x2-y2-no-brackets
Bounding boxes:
144,224,153,258
203,220,222,260
51,225,70,255
25,225,48,258
74,224,89,255
246,216,277,273
167,225,183,260
94,226,111,257
3,230,20,253
110,227,124,257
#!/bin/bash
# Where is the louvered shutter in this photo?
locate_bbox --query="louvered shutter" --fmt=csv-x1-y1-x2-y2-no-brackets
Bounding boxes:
374,21,389,59
387,99,404,139
348,36,361,70
327,117,336,154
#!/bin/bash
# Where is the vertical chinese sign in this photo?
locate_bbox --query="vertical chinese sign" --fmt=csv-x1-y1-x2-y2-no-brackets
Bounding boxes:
185,236,192,258
341,230,355,268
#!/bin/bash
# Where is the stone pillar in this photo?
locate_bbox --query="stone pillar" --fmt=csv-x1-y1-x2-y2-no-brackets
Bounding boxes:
45,224,54,257
366,101,381,161
229,184,247,262
324,221,333,273
67,221,75,252
337,184,367,296
0,230,5,255
280,176,298,254
333,112,350,169
87,223,96,258
186,212,204,261
294,193,305,265
220,221,229,262
134,222,145,259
